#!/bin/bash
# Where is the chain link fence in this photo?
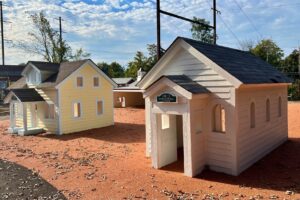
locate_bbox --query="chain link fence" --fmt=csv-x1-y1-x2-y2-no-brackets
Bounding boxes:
285,72,300,101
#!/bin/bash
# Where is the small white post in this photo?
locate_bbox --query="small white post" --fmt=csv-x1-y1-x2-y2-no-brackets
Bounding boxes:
22,103,27,132
9,103,15,129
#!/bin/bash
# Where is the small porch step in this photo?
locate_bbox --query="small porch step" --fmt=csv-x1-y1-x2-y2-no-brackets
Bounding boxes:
7,127,44,136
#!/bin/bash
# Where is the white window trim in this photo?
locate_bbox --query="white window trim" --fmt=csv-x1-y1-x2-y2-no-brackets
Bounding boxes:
75,76,84,88
161,114,170,130
93,76,100,88
96,99,104,116
72,101,82,119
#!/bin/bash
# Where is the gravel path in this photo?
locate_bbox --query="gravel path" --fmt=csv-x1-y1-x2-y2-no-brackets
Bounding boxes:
0,159,66,200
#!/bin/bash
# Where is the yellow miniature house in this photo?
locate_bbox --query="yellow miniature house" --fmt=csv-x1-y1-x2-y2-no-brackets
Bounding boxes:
4,59,116,135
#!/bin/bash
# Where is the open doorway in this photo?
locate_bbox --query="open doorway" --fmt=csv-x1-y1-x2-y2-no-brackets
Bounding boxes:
158,114,184,173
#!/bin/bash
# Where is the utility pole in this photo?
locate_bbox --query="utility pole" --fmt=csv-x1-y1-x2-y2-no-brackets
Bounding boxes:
57,16,63,63
156,0,215,60
0,1,4,66
156,0,161,60
212,0,217,45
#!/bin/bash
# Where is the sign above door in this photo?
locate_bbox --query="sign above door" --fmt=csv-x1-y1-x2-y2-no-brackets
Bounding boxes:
157,93,177,103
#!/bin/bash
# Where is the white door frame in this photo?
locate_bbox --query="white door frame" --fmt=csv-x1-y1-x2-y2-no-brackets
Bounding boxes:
151,105,192,176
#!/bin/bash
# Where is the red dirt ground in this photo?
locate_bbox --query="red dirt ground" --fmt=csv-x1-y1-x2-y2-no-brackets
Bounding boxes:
0,104,300,200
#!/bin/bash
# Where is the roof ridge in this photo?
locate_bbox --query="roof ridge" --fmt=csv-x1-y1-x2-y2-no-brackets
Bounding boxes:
178,36,252,55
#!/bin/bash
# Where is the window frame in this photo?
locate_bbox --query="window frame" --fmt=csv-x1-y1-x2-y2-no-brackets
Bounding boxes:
212,104,226,133
161,114,170,130
93,76,100,88
76,76,84,88
96,99,104,116
72,101,82,119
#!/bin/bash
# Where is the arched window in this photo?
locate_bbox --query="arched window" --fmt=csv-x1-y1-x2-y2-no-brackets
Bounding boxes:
250,102,255,128
278,96,282,117
266,99,270,122
213,104,226,133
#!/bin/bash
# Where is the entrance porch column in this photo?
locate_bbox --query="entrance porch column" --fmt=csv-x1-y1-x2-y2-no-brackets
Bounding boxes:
145,97,151,157
151,112,159,168
9,103,15,128
22,103,27,132
182,112,193,177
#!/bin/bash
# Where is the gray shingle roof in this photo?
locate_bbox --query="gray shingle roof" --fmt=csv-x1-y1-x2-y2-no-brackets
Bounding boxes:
28,61,60,72
0,65,25,81
180,37,290,84
11,89,45,102
164,75,210,94
37,60,88,88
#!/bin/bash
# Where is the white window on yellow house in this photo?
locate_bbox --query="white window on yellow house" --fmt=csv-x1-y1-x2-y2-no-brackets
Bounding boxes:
73,102,81,118
93,77,100,87
213,104,226,133
45,104,55,119
161,114,170,130
76,77,83,87
97,100,103,115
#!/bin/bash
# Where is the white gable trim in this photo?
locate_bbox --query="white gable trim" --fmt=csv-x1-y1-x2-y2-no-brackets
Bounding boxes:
180,40,242,88
4,91,21,104
21,63,41,76
138,38,243,90
55,60,117,89
137,39,182,89
144,77,193,100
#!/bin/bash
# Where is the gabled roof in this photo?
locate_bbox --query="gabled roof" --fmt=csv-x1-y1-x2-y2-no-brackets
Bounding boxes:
37,60,88,88
28,61,60,72
138,37,290,90
0,65,25,81
163,75,210,94
180,37,290,84
10,89,44,102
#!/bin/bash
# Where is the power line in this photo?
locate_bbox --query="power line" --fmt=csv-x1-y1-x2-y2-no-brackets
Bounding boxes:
204,0,242,47
232,0,263,39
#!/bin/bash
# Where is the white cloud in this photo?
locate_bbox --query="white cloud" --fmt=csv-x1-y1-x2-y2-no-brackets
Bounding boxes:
1,0,300,65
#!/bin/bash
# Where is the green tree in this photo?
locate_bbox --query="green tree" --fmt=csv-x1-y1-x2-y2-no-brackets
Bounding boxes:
190,17,214,44
125,51,149,78
97,62,124,78
281,49,299,73
250,39,284,68
70,48,91,61
18,12,89,63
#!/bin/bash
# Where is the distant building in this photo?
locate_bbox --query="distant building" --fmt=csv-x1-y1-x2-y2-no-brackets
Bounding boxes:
113,68,145,108
0,65,25,101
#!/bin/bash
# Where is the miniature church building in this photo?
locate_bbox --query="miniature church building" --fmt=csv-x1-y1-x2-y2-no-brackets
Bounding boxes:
137,37,290,177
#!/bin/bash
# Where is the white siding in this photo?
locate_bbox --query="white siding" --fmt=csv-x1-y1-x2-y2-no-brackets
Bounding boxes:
161,50,234,100
236,85,288,174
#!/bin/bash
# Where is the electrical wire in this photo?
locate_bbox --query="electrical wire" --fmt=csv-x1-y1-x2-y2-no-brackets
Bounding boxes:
232,0,263,39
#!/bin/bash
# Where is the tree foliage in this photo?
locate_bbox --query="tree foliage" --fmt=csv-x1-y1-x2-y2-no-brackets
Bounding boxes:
97,62,125,78
281,49,299,73
18,12,89,63
250,39,284,68
190,17,214,44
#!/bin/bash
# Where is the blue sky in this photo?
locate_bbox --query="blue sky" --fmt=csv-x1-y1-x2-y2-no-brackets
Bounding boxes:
3,0,300,66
